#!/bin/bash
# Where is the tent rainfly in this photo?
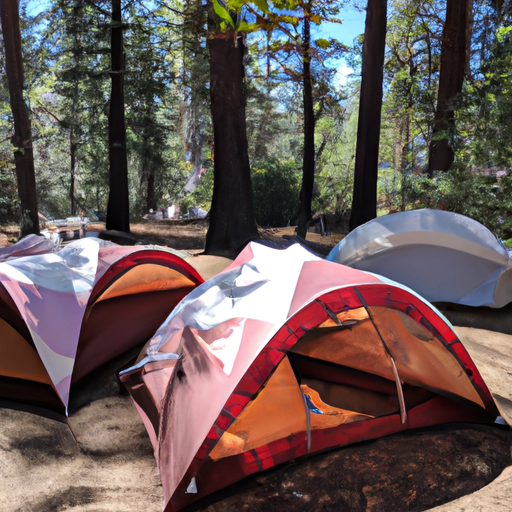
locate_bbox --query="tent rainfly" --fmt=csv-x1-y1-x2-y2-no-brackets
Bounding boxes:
327,209,512,308
120,242,500,512
0,233,57,262
0,236,210,416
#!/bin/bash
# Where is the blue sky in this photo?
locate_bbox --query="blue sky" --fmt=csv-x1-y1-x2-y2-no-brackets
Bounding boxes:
322,6,366,46
319,5,367,85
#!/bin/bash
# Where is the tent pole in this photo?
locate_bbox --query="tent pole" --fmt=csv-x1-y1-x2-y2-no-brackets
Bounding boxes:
354,288,408,425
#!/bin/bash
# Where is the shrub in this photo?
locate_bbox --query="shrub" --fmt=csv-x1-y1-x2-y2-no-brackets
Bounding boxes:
404,169,512,240
252,159,301,227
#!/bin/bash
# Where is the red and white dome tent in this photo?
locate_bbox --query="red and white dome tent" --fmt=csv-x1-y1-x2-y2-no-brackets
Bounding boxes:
0,236,214,416
120,242,503,512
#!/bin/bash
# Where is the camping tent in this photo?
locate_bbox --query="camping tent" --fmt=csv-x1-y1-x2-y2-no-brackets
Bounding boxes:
0,233,57,262
120,242,499,512
327,209,512,308
0,236,216,416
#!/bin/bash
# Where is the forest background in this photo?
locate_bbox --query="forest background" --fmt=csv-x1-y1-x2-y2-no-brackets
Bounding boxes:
1,0,512,255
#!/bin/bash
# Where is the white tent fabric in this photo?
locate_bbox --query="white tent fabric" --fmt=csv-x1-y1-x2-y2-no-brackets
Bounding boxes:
0,234,57,262
327,209,512,308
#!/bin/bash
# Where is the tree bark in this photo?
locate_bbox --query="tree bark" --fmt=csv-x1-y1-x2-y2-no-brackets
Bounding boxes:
296,4,316,240
179,0,208,197
180,101,206,195
349,0,387,231
204,23,259,258
70,137,77,216
0,0,40,237
141,145,157,212
146,168,156,212
427,0,473,175
106,0,130,232
69,0,82,217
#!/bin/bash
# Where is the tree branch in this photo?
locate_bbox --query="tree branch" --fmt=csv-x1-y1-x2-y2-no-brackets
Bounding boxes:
83,0,110,18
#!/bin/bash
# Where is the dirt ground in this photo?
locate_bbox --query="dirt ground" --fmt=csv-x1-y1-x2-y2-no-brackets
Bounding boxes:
1,221,512,512
115,220,344,256
1,219,344,256
1,325,511,512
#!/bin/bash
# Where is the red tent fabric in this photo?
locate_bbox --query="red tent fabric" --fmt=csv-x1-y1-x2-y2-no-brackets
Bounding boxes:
120,243,498,512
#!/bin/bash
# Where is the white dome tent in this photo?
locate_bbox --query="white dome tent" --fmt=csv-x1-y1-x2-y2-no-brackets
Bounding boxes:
327,209,512,308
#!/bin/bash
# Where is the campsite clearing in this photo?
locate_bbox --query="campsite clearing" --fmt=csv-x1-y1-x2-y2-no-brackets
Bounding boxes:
1,220,344,256
1,222,512,511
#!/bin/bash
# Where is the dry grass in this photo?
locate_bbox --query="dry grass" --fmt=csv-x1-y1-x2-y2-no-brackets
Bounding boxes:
129,220,209,250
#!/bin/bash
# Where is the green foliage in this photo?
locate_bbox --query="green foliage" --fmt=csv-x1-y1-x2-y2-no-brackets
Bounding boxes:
124,3,187,217
26,0,112,218
8,0,190,221
456,17,512,170
213,0,235,28
377,167,406,213
9,0,508,241
1,0,355,231
0,38,18,224
403,169,512,240
0,167,19,224
312,95,356,216
382,0,444,173
252,158,300,226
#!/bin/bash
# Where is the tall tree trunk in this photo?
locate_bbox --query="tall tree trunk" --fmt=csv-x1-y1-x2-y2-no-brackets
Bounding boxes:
69,0,82,217
349,0,387,231
146,165,156,212
141,146,157,212
70,138,77,216
180,102,205,195
137,126,157,213
204,16,259,257
179,0,207,197
1,0,40,237
296,3,316,240
106,0,130,232
427,0,472,175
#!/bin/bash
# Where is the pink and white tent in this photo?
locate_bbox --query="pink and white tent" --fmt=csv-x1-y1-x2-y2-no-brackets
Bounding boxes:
120,242,498,512
0,233,57,262
0,236,205,415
